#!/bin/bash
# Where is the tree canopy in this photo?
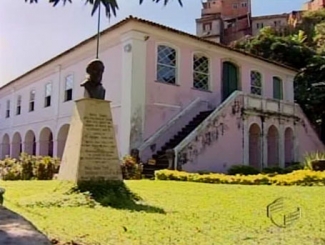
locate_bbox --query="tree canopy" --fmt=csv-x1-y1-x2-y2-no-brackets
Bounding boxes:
230,9,325,143
25,0,183,17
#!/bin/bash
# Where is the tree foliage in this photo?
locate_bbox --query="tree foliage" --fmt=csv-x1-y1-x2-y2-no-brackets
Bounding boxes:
230,9,325,143
25,0,183,17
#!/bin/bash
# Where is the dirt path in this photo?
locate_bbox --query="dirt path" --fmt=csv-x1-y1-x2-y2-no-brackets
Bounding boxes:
0,206,51,245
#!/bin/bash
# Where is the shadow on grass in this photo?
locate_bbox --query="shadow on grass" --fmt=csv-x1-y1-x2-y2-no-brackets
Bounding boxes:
74,180,166,214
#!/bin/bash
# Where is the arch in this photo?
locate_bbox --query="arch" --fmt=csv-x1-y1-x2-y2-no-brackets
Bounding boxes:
267,125,279,167
57,124,70,159
222,61,240,101
24,130,36,155
1,134,10,159
12,132,22,158
39,127,53,157
249,123,262,169
284,127,294,165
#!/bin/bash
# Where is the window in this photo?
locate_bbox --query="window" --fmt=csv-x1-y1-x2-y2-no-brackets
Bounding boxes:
29,90,35,112
250,71,262,95
44,83,52,107
156,45,177,84
203,23,212,32
6,100,10,118
274,20,281,27
241,2,247,7
64,75,73,101
193,54,209,90
16,95,22,115
273,76,283,100
256,23,264,29
233,3,238,8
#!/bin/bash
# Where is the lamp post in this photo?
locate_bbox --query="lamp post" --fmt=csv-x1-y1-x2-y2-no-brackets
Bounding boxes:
96,3,101,59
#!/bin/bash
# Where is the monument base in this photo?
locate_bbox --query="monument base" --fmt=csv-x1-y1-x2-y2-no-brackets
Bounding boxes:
58,98,122,182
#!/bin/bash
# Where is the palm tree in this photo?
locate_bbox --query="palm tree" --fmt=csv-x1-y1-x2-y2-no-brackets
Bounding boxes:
25,0,183,17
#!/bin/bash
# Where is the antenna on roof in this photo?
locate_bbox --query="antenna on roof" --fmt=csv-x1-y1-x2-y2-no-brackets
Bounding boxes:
96,3,101,59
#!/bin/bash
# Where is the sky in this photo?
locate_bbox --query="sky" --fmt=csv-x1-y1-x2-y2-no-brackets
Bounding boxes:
0,0,307,86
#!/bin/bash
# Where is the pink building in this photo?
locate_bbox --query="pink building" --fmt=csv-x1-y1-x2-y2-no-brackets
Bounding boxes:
0,16,323,177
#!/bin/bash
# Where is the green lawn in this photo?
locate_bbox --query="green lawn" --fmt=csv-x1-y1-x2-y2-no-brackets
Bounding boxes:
1,180,325,245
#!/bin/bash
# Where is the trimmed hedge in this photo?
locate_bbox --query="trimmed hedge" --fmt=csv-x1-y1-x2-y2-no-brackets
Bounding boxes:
155,169,325,186
227,164,304,176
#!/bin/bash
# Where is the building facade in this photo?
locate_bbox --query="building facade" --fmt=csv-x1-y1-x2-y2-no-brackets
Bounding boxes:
0,17,323,175
197,0,314,44
196,0,252,44
303,0,325,11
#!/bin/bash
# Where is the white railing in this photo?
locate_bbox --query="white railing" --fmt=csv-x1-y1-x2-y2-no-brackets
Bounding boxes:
139,97,211,162
173,91,243,169
244,94,296,115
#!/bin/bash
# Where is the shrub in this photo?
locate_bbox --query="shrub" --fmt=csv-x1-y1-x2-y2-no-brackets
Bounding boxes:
227,165,260,175
262,167,285,174
155,169,325,186
283,163,304,173
0,153,60,180
303,151,325,170
197,170,213,175
121,155,143,180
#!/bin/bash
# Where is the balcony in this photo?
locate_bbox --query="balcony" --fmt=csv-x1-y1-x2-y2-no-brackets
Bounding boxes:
243,94,297,118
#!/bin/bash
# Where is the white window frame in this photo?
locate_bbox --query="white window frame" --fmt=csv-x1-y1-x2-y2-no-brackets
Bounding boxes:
6,100,10,118
250,70,263,96
192,53,211,91
64,74,74,102
29,90,36,112
44,82,52,107
16,95,22,115
155,44,179,85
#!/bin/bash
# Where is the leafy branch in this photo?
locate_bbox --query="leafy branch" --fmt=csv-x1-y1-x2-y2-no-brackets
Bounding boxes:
25,0,183,18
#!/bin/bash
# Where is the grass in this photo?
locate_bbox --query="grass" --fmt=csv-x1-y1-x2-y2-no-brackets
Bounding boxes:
1,180,325,245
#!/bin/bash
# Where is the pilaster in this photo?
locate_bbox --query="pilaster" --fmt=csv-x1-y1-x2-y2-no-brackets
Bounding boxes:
120,31,147,156
262,121,268,168
279,122,285,168
242,118,249,165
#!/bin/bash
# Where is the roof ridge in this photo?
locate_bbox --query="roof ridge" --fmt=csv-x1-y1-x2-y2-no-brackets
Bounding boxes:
1,15,297,90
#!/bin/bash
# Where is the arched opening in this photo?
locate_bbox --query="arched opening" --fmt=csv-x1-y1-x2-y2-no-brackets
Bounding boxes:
39,127,53,157
284,127,294,166
249,123,261,170
24,130,36,155
57,124,70,159
1,134,10,159
12,132,22,158
222,61,239,101
267,125,279,167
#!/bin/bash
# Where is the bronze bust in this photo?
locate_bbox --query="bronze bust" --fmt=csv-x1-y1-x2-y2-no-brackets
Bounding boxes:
81,59,106,100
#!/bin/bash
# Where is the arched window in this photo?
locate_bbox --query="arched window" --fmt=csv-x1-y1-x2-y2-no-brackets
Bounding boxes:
156,45,177,84
250,71,262,95
273,76,283,100
193,54,209,90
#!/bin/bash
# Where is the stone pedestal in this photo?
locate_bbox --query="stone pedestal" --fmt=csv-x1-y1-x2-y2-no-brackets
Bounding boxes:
58,98,122,182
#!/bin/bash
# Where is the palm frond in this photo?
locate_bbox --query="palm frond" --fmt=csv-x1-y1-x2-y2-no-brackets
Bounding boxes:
26,0,183,18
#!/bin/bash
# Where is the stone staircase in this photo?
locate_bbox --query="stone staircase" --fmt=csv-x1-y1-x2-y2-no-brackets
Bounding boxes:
142,110,213,178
